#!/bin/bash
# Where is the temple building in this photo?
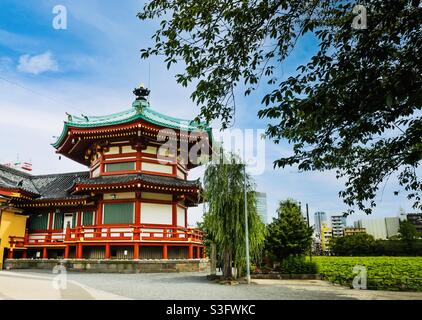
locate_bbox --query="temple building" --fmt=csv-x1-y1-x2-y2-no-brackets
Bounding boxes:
0,86,212,267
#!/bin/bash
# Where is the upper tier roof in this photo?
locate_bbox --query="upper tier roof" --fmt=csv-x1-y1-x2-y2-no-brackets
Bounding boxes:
52,99,212,149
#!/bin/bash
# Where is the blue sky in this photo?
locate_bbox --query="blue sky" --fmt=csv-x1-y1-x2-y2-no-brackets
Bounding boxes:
0,0,414,227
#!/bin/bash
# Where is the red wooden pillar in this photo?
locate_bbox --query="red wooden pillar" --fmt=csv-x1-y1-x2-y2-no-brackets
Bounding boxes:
77,210,82,226
97,201,103,226
135,198,141,227
64,245,69,259
163,244,168,260
76,243,83,259
8,249,13,259
196,246,201,259
42,247,48,259
133,243,139,260
22,250,27,259
136,149,142,171
172,203,177,227
188,244,193,259
100,156,105,174
105,243,110,259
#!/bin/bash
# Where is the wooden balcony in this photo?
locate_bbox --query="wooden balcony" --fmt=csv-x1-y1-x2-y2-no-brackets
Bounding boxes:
9,225,203,247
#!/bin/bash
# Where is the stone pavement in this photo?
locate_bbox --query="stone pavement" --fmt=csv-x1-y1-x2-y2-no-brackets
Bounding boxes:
0,271,129,300
1,270,422,300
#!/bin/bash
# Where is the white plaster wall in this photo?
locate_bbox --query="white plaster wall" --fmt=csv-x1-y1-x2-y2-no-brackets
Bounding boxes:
177,206,186,227
104,192,136,200
141,192,172,201
105,146,120,155
141,203,172,224
144,145,157,154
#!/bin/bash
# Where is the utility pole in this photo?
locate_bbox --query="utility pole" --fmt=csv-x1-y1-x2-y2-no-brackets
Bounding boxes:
306,203,312,262
244,162,251,284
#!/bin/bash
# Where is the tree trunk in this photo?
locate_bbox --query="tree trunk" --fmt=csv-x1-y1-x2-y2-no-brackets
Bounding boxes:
223,248,232,279
210,243,217,275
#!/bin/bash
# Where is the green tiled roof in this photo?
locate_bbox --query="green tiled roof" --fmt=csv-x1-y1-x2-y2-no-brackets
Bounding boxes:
53,100,211,148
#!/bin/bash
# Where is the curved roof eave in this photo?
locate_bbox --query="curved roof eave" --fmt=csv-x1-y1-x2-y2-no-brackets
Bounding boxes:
52,104,213,149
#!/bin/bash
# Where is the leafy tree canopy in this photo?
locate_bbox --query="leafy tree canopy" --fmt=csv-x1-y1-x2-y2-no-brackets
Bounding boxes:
398,220,421,242
265,199,313,260
138,0,422,215
330,233,376,255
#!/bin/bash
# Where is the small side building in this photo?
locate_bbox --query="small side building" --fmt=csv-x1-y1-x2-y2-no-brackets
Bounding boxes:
0,195,28,269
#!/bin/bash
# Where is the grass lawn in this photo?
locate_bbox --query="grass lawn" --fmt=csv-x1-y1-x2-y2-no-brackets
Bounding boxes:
311,256,422,291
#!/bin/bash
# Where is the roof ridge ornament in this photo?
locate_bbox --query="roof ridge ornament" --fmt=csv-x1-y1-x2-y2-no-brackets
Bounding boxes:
65,112,73,122
132,83,150,112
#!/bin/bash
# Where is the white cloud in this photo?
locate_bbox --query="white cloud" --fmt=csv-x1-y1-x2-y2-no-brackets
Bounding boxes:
17,51,58,75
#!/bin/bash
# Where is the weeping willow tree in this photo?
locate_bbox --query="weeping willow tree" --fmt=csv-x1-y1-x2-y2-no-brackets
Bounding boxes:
202,153,266,279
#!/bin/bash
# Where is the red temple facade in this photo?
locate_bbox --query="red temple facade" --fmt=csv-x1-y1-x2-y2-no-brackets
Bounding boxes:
3,86,212,262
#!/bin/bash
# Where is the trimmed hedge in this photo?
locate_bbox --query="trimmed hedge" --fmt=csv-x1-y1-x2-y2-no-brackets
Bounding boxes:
313,256,422,291
280,255,318,274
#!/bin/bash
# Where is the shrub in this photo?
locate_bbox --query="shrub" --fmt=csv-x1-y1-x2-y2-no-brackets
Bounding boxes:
313,256,422,291
280,255,318,274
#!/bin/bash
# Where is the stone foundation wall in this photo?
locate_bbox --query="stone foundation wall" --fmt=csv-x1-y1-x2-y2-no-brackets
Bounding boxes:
4,258,210,273
251,273,320,280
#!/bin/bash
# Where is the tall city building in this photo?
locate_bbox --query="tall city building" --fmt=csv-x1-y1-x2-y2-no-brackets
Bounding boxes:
255,192,268,224
331,215,347,237
314,211,327,236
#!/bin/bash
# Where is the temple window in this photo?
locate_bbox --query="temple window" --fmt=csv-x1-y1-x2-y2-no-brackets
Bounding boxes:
53,211,64,229
141,162,172,174
103,202,134,224
82,211,94,226
28,213,49,231
105,161,135,172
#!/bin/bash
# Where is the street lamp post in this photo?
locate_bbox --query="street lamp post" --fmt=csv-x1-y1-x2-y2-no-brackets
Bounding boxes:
244,162,251,284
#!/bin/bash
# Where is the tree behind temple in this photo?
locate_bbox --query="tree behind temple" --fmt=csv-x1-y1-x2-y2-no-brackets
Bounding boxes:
265,199,313,260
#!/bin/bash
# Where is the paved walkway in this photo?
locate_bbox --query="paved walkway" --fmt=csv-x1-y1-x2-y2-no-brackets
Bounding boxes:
1,270,422,300
0,271,128,300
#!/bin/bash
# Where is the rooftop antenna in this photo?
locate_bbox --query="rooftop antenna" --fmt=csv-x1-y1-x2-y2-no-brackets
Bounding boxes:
148,60,151,103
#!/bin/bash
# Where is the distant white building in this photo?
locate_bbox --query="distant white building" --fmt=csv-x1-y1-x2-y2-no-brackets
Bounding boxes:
385,217,400,238
354,217,400,239
255,192,268,224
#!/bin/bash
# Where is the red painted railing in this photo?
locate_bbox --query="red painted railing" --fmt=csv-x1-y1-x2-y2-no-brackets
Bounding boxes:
8,236,26,248
9,225,203,246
